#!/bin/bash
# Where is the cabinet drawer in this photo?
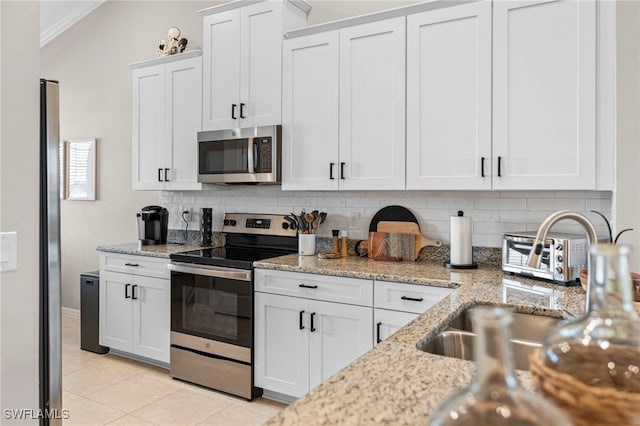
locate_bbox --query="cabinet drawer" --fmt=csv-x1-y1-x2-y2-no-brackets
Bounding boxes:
255,269,373,307
99,253,170,279
374,281,454,314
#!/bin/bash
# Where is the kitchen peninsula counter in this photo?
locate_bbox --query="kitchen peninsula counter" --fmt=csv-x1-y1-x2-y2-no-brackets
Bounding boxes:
255,254,586,425
96,242,206,258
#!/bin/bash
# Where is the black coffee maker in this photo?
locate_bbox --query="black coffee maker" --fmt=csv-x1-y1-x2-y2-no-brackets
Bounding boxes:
137,206,168,245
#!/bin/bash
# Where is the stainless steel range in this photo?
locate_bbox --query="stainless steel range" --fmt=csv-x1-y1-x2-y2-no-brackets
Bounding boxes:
168,213,297,400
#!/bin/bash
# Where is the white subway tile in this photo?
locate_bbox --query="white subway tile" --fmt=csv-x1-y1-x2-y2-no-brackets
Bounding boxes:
526,198,586,211
459,210,499,222
425,221,449,233
472,234,502,248
474,222,528,234
427,198,474,210
500,210,557,223
346,198,384,208
497,190,556,199
474,198,526,210
586,199,612,213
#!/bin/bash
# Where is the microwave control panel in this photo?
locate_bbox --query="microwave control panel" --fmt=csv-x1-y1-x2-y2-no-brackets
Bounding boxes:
255,137,272,173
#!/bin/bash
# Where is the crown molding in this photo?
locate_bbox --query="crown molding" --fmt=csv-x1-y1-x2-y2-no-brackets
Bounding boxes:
40,0,107,48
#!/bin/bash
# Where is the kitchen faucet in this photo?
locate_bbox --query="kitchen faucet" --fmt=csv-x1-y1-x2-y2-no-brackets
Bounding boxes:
528,211,598,310
527,210,598,269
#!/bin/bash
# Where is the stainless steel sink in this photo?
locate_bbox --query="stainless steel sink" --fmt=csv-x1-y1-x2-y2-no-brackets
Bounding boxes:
419,307,562,371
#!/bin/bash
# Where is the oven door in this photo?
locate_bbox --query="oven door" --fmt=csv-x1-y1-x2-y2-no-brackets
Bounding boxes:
169,262,252,348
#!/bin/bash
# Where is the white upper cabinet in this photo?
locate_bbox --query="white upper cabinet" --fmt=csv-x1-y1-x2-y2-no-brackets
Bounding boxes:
202,1,309,131
282,32,340,191
339,18,406,191
492,0,597,190
131,52,203,191
282,17,406,191
406,2,492,190
202,10,242,131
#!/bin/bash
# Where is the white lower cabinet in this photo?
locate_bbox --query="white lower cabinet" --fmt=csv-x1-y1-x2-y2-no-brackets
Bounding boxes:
374,309,418,344
374,280,454,344
99,254,170,364
254,270,373,398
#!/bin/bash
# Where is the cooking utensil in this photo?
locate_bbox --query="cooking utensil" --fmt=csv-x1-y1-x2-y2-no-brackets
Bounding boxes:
305,213,316,232
377,221,443,260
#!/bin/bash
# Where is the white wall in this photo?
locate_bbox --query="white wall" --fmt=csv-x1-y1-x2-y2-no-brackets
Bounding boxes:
41,1,213,310
163,188,613,247
0,1,40,421
614,0,640,270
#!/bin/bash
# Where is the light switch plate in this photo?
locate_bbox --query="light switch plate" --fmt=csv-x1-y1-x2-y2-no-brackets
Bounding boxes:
0,232,17,272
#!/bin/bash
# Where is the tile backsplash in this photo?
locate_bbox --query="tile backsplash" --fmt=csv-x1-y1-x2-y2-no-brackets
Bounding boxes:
160,188,613,248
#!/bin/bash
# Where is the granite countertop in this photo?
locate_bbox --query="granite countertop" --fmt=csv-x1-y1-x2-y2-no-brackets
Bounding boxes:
96,242,207,258
255,254,586,425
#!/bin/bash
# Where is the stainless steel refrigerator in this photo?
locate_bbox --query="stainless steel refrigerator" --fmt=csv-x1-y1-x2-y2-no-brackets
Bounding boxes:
39,79,62,426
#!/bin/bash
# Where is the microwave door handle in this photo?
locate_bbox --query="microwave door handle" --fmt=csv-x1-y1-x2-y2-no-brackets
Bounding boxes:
247,138,255,173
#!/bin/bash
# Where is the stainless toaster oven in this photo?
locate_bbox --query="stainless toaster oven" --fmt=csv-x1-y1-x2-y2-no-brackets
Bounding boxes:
502,232,590,285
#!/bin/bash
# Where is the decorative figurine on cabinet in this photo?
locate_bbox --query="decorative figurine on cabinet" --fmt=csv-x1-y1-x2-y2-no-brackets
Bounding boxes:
156,27,188,57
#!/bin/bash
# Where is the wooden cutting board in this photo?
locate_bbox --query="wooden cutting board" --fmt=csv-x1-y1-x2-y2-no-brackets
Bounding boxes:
367,231,415,261
377,221,443,260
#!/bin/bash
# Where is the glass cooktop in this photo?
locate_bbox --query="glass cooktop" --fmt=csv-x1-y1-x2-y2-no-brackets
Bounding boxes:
170,246,293,270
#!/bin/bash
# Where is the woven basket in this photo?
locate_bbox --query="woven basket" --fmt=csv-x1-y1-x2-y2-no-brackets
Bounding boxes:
579,268,640,299
529,349,640,426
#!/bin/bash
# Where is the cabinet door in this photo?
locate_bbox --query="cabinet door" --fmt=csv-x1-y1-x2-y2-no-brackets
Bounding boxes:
492,0,596,190
132,275,170,363
406,2,492,190
374,309,418,344
99,271,133,352
282,32,340,191
239,2,283,127
339,18,406,190
202,10,241,131
308,300,373,391
164,56,203,191
132,65,165,190
254,293,310,398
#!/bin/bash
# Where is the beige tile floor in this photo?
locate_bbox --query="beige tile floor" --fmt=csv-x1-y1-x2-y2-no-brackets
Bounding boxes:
62,313,285,425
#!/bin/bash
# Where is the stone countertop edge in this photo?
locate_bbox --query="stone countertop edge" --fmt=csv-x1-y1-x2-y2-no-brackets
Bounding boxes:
96,242,207,258
256,254,586,426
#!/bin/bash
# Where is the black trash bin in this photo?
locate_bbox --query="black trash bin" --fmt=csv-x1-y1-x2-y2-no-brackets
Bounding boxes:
80,271,109,354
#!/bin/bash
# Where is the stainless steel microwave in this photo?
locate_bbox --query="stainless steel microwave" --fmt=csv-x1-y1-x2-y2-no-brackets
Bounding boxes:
197,125,281,184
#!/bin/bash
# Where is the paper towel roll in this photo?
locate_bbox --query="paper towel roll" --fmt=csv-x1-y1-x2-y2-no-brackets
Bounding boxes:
450,212,472,265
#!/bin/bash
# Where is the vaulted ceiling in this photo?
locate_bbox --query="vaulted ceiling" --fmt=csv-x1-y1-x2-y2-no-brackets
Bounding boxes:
40,0,106,47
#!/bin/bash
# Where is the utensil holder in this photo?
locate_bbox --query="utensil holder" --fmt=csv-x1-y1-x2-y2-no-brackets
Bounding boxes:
298,234,316,256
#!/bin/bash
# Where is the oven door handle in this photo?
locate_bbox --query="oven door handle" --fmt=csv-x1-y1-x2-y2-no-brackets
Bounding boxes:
168,262,252,282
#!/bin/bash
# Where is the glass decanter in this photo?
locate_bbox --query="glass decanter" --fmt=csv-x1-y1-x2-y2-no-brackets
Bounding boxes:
534,244,640,421
429,307,573,426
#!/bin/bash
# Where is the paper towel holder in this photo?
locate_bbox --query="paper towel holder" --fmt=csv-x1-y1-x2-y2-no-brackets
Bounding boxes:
445,211,478,270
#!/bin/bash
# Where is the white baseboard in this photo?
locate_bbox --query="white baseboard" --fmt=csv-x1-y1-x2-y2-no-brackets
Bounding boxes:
262,390,296,405
61,307,80,319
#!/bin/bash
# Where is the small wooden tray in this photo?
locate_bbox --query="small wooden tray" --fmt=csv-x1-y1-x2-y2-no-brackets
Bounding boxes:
317,252,341,259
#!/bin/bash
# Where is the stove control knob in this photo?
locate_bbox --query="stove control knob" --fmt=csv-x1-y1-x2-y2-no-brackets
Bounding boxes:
223,219,230,226
557,255,563,262
282,222,289,230
556,244,563,251
555,266,563,274
229,220,237,227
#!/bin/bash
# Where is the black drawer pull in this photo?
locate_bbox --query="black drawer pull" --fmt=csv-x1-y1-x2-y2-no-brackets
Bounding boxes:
131,285,138,300
329,163,335,180
298,284,318,289
240,103,246,119
310,312,316,332
231,104,237,119
401,296,424,302
125,283,131,299
340,162,346,179
376,322,382,344
125,263,139,267
164,168,170,182
481,157,485,178
158,168,163,182
498,156,502,177
299,310,305,330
